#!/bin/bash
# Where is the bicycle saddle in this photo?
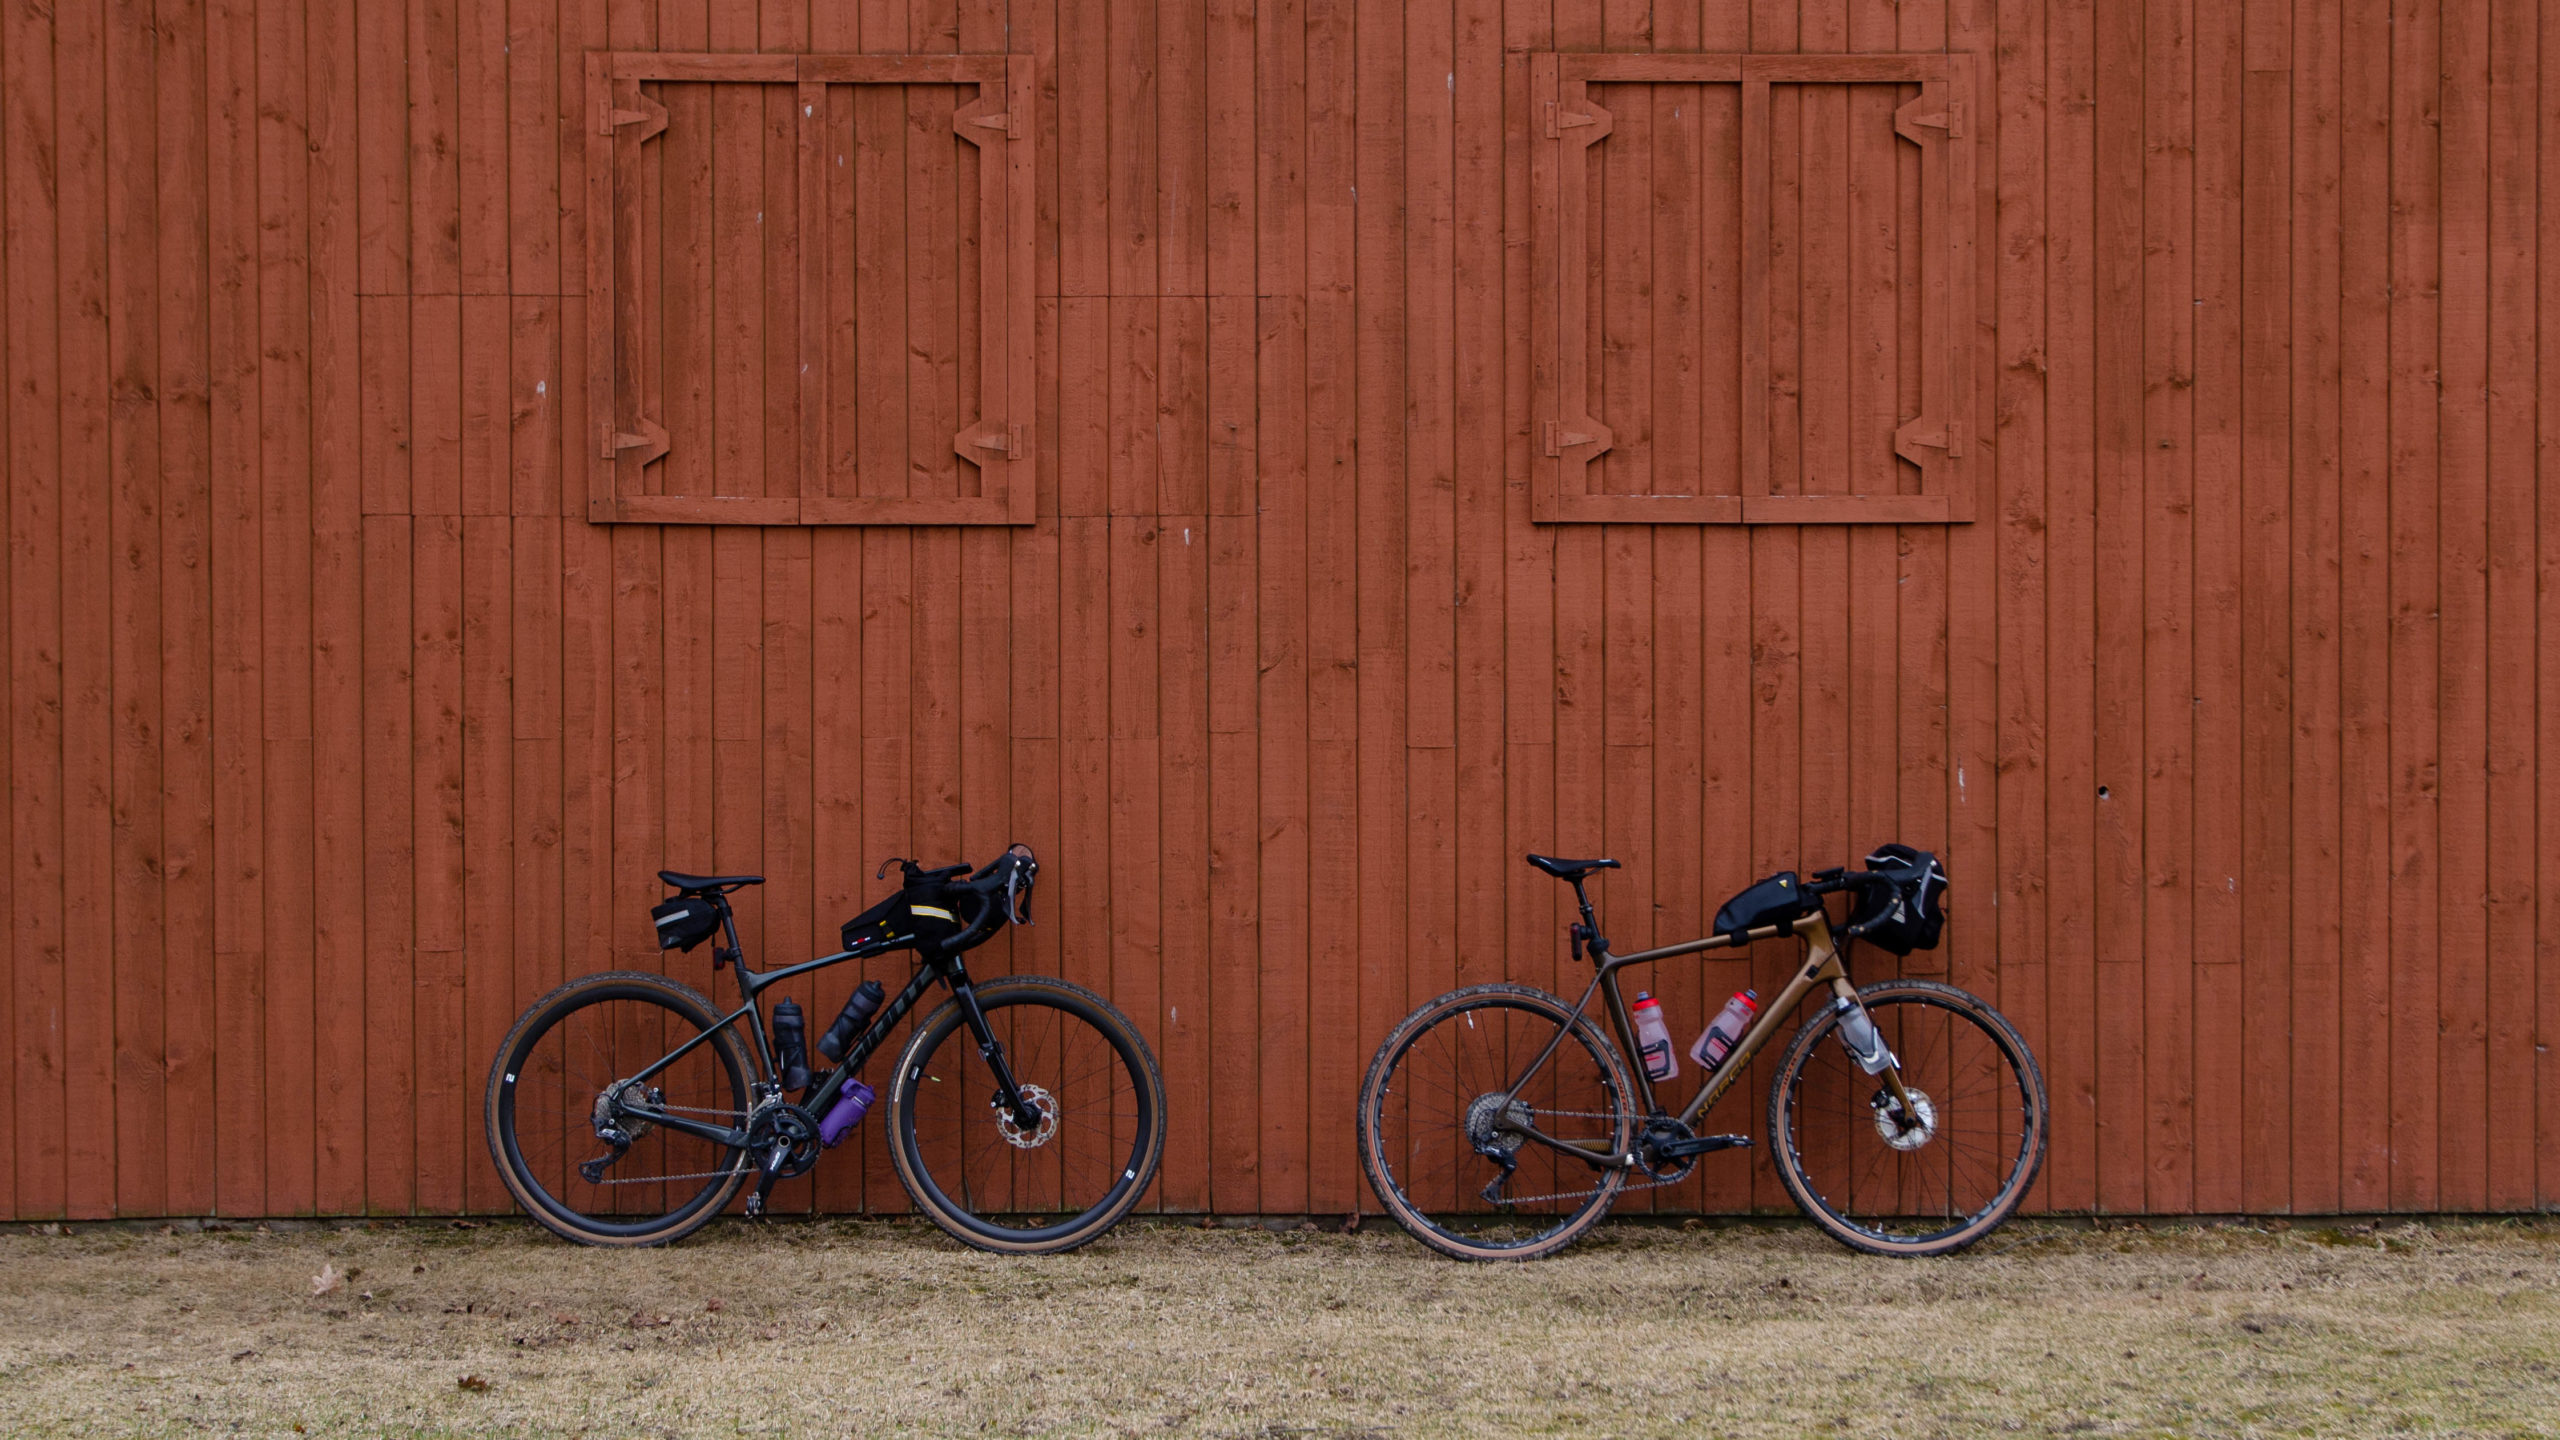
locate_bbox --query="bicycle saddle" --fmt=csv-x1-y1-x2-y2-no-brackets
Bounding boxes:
658,870,766,893
1524,854,1620,881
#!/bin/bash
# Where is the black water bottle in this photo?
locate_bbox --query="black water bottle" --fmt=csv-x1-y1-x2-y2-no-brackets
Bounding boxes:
816,979,887,1065
770,998,811,1093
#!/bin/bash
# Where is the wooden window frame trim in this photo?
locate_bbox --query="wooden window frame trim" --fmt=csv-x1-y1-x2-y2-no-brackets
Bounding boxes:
1529,50,1979,525
584,51,1037,526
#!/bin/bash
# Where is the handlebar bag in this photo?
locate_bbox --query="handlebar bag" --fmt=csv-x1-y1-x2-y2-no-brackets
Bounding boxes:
1713,871,1809,941
838,884,968,954
1849,844,1949,955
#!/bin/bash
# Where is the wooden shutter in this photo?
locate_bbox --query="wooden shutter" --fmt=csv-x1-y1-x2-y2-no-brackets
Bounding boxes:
586,52,1036,525
1530,52,1978,524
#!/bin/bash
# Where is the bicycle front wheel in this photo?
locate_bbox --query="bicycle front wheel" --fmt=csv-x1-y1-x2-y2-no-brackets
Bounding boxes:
1358,983,1638,1261
1768,978,2048,1256
885,977,1166,1254
486,970,754,1246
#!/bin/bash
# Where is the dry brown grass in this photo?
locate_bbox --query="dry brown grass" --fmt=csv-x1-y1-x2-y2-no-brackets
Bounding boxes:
0,1214,2554,1437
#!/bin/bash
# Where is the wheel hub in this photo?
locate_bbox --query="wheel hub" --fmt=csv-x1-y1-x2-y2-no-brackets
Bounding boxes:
1873,1087,1937,1151
1464,1092,1533,1156
993,1083,1058,1149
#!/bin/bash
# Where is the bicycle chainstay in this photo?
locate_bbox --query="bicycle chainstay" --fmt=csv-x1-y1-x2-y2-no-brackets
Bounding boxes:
1466,1104,1706,1208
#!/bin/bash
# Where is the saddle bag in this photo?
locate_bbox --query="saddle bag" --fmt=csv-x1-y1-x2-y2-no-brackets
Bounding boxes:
1713,871,1810,941
650,895,723,953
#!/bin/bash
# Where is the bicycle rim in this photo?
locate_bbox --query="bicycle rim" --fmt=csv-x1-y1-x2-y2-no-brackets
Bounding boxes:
491,976,751,1243
1360,986,1634,1260
889,979,1164,1254
1771,980,2046,1255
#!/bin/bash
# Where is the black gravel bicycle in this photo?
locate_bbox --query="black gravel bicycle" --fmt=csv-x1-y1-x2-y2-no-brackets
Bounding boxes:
486,845,1166,1252
1358,847,2046,1260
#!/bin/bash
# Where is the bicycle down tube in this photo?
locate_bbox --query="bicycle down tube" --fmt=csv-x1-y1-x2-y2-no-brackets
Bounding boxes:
1502,907,1911,1168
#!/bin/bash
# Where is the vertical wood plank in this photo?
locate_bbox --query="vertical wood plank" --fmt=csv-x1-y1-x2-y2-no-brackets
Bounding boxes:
2385,0,2441,1212
2336,0,2396,1212
2287,0,2344,1214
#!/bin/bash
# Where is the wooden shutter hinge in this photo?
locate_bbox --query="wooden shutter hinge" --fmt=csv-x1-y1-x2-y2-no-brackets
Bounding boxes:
960,111,1021,141
600,418,670,467
1894,417,1963,462
1542,420,1601,457
1894,93,1964,142
597,92,669,142
962,422,1024,461
1542,100,1601,140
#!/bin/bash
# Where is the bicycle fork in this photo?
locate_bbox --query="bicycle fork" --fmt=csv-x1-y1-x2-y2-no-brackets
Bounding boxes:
952,982,1045,1131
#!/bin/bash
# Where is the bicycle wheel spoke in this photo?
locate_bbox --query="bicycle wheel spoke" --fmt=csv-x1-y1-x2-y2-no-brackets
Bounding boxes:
1360,988,1634,1259
894,982,1161,1250
1775,985,2043,1253
490,978,750,1244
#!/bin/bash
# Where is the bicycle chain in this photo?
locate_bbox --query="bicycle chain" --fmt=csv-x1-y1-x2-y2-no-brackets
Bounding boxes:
1466,1105,1703,1208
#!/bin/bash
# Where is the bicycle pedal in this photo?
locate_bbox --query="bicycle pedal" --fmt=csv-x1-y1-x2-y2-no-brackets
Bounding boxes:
1656,1134,1750,1159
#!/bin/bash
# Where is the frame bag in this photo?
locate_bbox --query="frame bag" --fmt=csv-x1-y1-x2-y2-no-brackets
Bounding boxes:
1849,844,1948,955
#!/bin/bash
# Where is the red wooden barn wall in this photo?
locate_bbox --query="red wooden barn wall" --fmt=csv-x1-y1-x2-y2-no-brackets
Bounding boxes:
2,0,2555,1221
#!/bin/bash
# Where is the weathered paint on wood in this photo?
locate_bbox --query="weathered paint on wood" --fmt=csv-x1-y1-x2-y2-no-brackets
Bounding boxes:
0,0,2554,1219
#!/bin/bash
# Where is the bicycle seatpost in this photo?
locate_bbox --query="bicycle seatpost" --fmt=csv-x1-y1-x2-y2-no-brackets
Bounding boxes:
1568,879,1607,961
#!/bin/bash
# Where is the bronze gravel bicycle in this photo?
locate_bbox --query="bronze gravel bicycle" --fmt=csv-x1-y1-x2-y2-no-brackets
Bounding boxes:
1358,847,2046,1259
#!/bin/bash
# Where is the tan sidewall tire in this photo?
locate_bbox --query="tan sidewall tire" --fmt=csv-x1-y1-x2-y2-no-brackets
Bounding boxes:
484,970,754,1247
1356,982,1636,1262
1765,977,2049,1257
883,976,1167,1255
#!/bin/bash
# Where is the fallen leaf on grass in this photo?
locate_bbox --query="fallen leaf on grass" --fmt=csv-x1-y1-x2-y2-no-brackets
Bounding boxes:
704,1297,725,1313
456,1375,490,1393
309,1264,343,1297
629,1311,673,1329
230,1349,256,1363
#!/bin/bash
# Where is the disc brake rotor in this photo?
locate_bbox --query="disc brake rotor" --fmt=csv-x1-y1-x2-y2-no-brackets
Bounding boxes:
1874,1087,1937,1151
993,1083,1059,1150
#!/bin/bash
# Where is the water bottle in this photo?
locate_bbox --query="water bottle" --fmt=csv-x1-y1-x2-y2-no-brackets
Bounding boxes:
1630,992,1679,1081
1833,997,1895,1075
816,979,887,1064
817,1079,875,1148
770,997,811,1093
1688,988,1758,1072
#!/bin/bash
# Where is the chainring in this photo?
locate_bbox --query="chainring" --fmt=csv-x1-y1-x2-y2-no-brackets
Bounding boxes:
1636,1117,1700,1182
745,1100,824,1178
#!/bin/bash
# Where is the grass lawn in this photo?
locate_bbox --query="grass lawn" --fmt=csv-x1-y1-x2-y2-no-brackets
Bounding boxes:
0,1214,2554,1437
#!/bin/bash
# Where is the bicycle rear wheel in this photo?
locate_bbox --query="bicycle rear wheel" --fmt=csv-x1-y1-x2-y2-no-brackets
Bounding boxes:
486,971,754,1246
1768,978,2047,1256
885,977,1166,1254
1357,983,1638,1261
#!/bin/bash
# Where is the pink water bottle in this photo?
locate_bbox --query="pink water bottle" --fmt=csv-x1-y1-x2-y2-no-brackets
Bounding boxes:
1689,988,1758,1072
1630,992,1679,1081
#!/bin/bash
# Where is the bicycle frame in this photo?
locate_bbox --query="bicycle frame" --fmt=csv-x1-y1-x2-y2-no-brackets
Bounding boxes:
1505,907,1920,1170
607,899,1035,1150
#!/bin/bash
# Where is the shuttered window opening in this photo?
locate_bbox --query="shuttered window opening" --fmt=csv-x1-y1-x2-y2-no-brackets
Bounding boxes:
586,52,1036,525
1530,52,1977,524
